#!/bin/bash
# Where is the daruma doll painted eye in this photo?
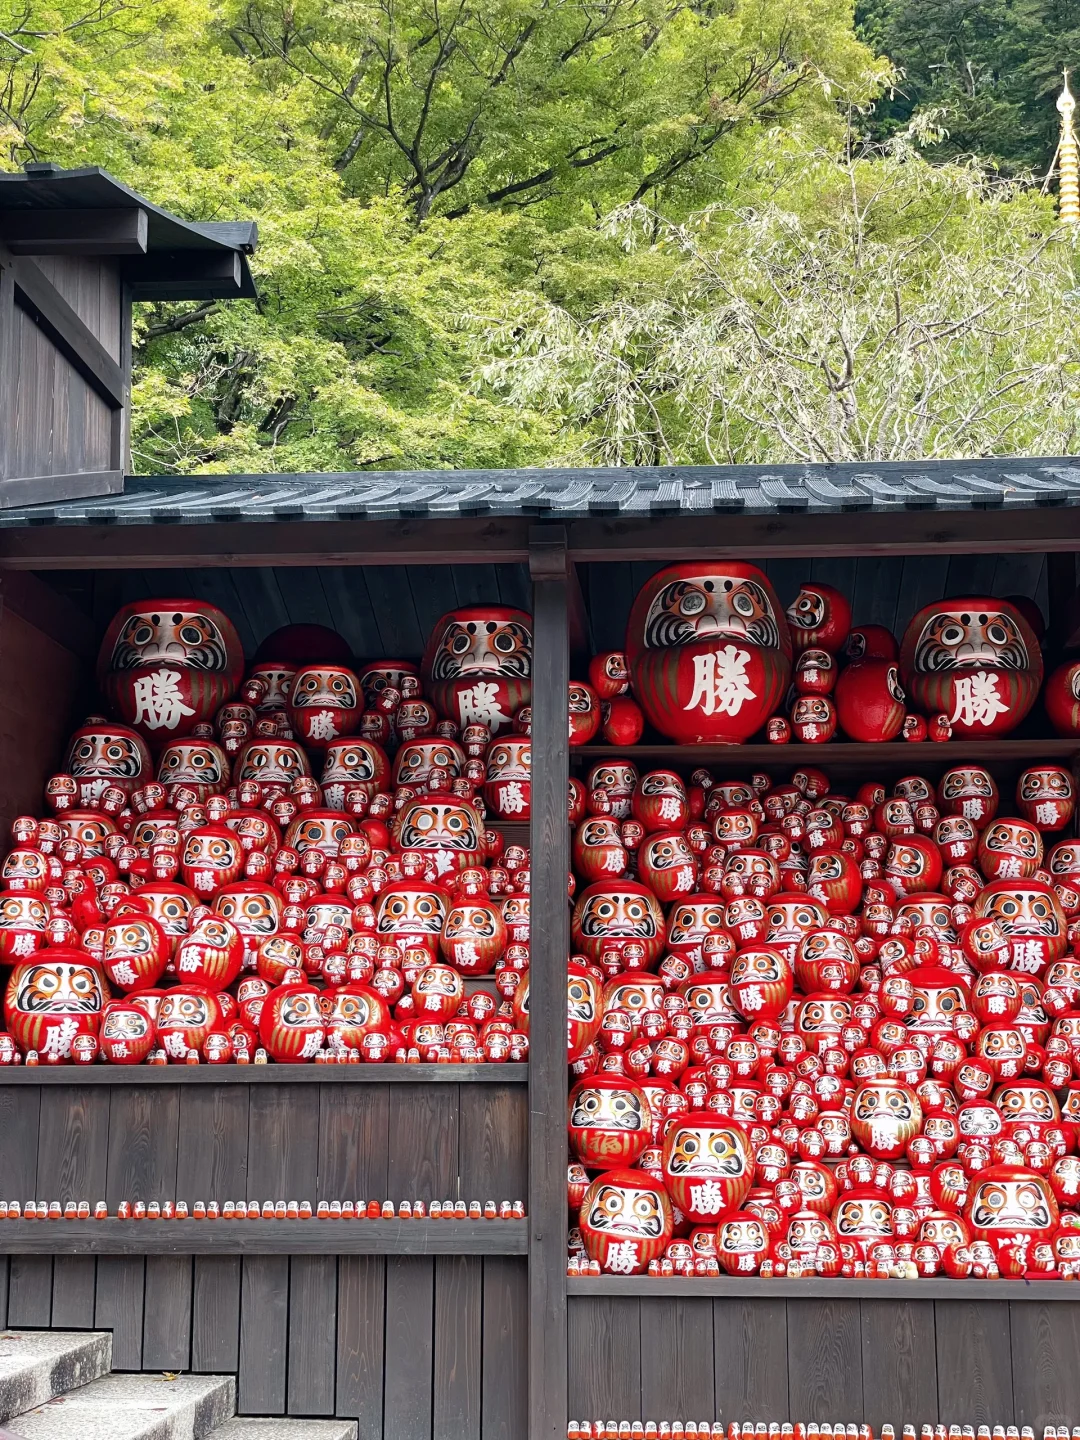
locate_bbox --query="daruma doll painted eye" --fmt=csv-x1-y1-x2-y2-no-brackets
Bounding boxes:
625,563,790,744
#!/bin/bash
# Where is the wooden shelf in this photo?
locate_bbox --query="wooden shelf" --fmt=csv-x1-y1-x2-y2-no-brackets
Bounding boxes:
0,1218,528,1256
571,740,1080,769
568,1274,1080,1301
0,1062,527,1085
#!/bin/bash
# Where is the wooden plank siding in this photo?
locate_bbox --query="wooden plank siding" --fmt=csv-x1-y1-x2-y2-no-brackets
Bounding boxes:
567,1296,1080,1431
0,1079,527,1438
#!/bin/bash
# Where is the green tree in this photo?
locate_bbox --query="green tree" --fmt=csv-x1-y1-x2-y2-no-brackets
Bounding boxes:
0,0,883,473
858,0,1080,173
478,132,1080,463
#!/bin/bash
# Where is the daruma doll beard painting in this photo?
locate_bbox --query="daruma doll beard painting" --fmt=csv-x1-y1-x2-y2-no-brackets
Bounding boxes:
625,563,791,743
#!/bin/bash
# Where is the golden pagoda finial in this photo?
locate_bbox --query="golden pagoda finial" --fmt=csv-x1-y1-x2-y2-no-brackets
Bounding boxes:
1057,69,1080,224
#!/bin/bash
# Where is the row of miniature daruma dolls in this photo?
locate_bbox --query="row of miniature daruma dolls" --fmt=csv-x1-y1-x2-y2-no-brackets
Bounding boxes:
0,1198,526,1220
566,1425,1074,1440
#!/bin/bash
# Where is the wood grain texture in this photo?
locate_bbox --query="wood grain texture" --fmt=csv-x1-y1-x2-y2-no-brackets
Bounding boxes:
239,1255,288,1412
712,1297,789,1423
142,1255,193,1370
458,1085,527,1199
860,1299,937,1431
434,1255,482,1440
1008,1300,1080,1430
935,1300,1013,1427
786,1299,863,1420
640,1297,715,1422
482,1258,527,1440
384,1257,435,1440
38,1084,108,1328
180,1084,248,1373
288,1255,337,1415
336,1255,385,1438
567,1296,641,1422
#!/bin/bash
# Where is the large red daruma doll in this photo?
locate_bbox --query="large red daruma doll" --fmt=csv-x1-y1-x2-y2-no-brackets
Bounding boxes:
421,607,532,735
899,597,1042,738
97,600,244,743
5,950,108,1061
626,563,791,744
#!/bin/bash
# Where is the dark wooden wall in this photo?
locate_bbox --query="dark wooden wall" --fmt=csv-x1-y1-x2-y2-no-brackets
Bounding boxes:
8,258,121,488
0,1079,527,1439
568,1295,1080,1431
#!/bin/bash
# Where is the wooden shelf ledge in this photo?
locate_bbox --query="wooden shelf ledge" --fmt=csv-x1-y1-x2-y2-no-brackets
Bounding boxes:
571,740,1080,767
0,1218,528,1256
0,1062,527,1085
568,1275,1080,1301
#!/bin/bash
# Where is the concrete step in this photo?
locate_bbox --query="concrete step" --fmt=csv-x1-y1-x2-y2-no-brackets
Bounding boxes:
209,1424,357,1440
0,1332,112,1423
7,1372,235,1440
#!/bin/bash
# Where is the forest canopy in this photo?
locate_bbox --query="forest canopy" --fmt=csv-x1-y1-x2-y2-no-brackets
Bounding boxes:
0,0,1076,472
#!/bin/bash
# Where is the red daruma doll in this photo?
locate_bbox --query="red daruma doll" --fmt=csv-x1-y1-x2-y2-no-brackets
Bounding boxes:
661,1114,754,1222
5,949,107,1061
626,562,791,744
900,597,1042,738
578,1168,673,1275
421,607,532,735
97,599,244,743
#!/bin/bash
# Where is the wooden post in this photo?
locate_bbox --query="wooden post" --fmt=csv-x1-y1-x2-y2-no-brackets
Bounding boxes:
529,524,570,1440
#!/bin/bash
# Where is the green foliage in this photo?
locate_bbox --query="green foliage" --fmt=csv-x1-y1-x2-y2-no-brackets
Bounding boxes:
0,0,885,474
858,0,1080,173
479,134,1080,464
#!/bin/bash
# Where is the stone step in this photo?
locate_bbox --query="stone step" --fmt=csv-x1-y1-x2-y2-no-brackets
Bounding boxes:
7,1372,235,1440
209,1423,357,1440
0,1332,112,1423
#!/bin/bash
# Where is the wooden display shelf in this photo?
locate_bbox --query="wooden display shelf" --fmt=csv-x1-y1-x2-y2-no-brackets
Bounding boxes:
568,1274,1080,1300
0,1062,527,1084
571,739,1080,768
0,1218,528,1256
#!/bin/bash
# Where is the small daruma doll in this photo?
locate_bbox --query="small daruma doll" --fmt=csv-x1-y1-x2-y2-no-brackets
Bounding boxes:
441,898,506,974
97,599,244,742
5,950,107,1061
259,977,326,1062
974,879,1067,975
483,736,531,821
850,1079,923,1159
98,1000,155,1064
181,825,245,896
570,881,666,969
899,597,1042,737
579,1168,673,1275
786,583,851,655
626,562,791,744
567,961,603,1062
834,661,906,743
65,723,151,805
965,1164,1058,1270
661,1114,753,1222
716,1213,772,1274
1017,767,1075,832
287,665,362,750
392,795,484,876
568,1075,652,1167
421,607,532,735
320,738,390,809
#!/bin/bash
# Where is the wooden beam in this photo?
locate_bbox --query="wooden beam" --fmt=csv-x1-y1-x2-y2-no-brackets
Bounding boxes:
6,254,124,408
0,1062,526,1084
528,524,570,1440
566,506,1080,559
0,1218,528,1256
567,1275,1080,1300
0,262,13,485
0,208,147,256
0,517,533,568
0,470,123,510
125,250,243,301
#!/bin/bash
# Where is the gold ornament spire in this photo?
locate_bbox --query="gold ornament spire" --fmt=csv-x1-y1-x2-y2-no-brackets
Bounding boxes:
1057,69,1080,224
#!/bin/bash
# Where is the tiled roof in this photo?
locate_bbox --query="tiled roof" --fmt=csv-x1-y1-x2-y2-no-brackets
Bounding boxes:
5,459,1080,526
